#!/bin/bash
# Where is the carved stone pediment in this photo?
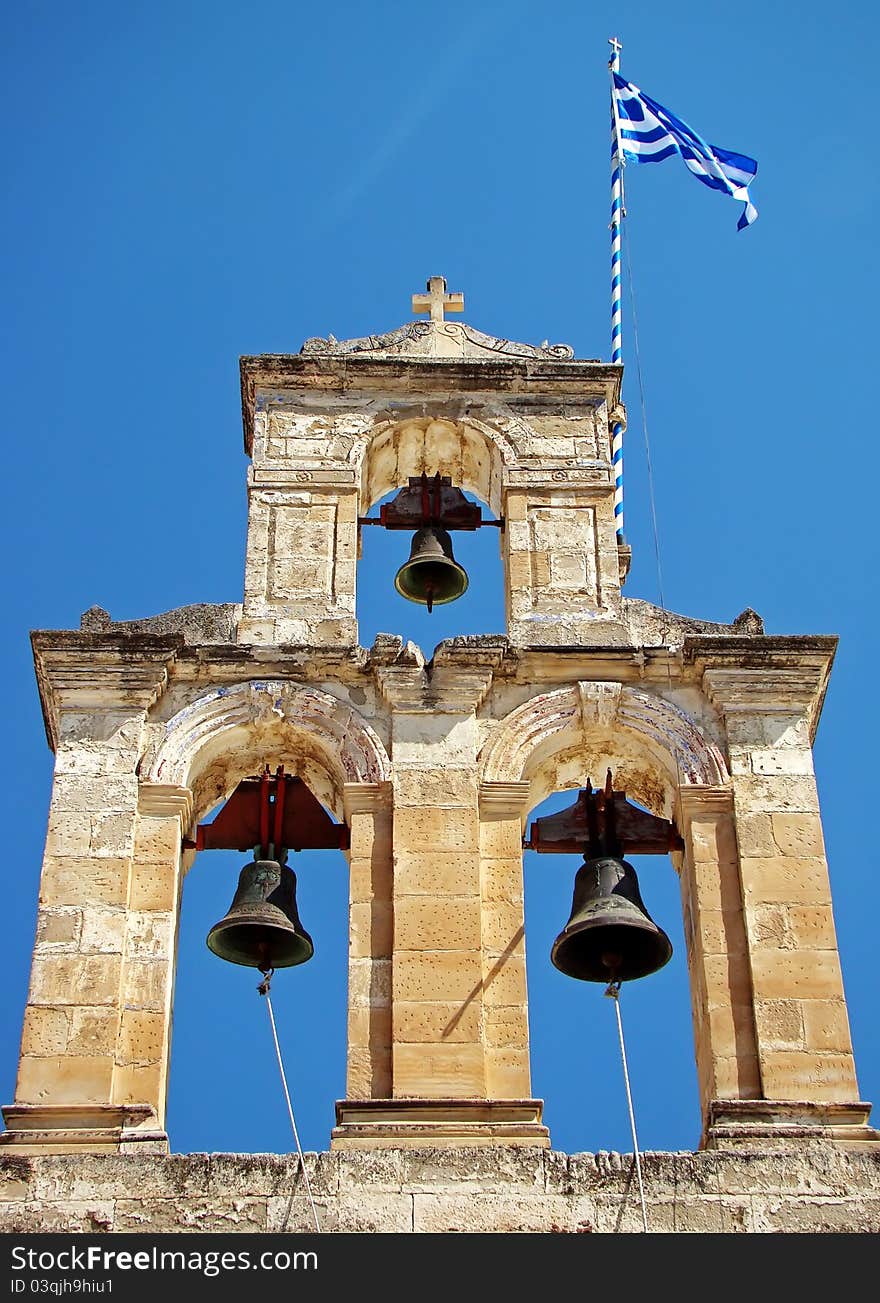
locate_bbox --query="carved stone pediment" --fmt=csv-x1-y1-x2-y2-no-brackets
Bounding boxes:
301,319,577,362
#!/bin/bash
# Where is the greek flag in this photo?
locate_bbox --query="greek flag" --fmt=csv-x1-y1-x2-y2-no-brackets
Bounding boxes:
612,72,758,231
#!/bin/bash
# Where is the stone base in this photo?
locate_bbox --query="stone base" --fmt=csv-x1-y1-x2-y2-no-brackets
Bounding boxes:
2,1146,880,1232
704,1099,879,1151
331,1099,550,1149
0,1105,169,1156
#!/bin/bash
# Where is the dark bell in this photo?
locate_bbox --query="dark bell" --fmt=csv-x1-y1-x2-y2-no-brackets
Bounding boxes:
394,525,469,613
551,855,672,983
206,859,314,970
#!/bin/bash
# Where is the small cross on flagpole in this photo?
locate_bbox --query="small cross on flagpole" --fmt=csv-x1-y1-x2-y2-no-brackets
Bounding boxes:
411,276,465,323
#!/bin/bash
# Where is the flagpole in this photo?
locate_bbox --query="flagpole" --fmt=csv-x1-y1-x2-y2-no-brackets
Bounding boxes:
608,36,625,541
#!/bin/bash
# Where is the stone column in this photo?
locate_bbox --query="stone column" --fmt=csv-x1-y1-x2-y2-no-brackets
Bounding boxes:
238,472,359,647
108,784,192,1152
342,781,393,1100
701,664,875,1145
332,662,547,1146
2,637,175,1153
503,477,624,648
677,786,760,1139
478,780,533,1100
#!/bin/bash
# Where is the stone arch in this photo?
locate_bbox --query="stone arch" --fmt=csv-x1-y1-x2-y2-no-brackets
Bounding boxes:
480,681,729,818
144,679,391,824
359,415,518,517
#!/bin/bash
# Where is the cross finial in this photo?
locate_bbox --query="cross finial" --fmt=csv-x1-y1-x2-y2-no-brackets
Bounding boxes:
608,35,622,56
411,276,464,323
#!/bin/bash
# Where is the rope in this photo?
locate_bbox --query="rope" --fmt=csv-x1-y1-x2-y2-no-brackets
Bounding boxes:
258,971,322,1233
605,981,649,1232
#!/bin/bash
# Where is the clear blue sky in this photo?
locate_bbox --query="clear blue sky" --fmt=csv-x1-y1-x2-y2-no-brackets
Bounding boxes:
2,0,877,1157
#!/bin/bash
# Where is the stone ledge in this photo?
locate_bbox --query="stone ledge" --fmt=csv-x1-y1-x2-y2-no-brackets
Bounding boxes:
331,1099,549,1150
0,1105,167,1156
1,1146,879,1233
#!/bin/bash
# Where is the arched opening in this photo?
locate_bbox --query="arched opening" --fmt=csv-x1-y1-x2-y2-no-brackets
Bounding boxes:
166,787,349,1154
142,679,393,1154
523,786,699,1154
356,416,508,647
478,679,731,1152
357,486,505,647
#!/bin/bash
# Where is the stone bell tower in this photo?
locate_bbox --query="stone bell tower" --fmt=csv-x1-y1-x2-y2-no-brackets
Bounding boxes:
1,279,877,1232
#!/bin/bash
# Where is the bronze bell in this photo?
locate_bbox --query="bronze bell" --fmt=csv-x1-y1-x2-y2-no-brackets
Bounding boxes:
551,855,672,983
394,525,469,613
206,858,314,971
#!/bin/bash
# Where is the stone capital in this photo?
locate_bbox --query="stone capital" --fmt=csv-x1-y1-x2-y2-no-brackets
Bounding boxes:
137,783,194,830
676,784,735,822
478,780,532,822
343,781,393,819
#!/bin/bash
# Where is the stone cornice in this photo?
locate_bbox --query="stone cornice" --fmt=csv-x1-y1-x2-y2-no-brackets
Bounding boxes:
375,665,494,714
240,354,623,456
684,636,836,743
31,632,181,753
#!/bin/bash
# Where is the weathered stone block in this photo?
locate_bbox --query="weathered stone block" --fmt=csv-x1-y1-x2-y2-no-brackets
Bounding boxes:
393,951,483,1003
35,910,82,949
481,857,525,903
39,857,129,907
128,863,178,912
753,999,804,1049
392,851,480,896
393,807,479,853
760,1050,859,1099
117,1010,166,1065
348,901,393,959
20,1007,70,1057
748,948,844,1001
394,896,482,951
392,1042,485,1096
17,1055,114,1105
802,1000,854,1053
394,1000,481,1043
30,954,122,1007
67,1008,118,1057
771,812,826,858
740,856,832,905
112,1062,163,1107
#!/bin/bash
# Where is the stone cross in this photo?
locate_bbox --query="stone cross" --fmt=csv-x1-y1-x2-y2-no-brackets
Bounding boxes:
411,276,465,322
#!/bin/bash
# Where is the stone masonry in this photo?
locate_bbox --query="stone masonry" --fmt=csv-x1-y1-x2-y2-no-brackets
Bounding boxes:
1,283,876,1231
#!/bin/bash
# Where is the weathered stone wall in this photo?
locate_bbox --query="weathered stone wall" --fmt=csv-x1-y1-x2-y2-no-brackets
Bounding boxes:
2,1146,878,1233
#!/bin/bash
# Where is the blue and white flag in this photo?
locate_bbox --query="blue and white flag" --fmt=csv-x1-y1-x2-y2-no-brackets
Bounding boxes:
612,72,758,231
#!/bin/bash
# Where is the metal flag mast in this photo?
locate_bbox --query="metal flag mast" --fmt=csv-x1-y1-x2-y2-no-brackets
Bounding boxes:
608,35,625,542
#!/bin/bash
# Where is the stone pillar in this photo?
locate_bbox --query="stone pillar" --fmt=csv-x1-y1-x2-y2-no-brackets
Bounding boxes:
701,665,875,1146
677,786,760,1139
1,638,175,1153
109,784,192,1150
239,472,359,647
478,780,533,1100
332,664,547,1147
342,782,393,1100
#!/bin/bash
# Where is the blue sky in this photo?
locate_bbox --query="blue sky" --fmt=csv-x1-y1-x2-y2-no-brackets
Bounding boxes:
1,0,877,1157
